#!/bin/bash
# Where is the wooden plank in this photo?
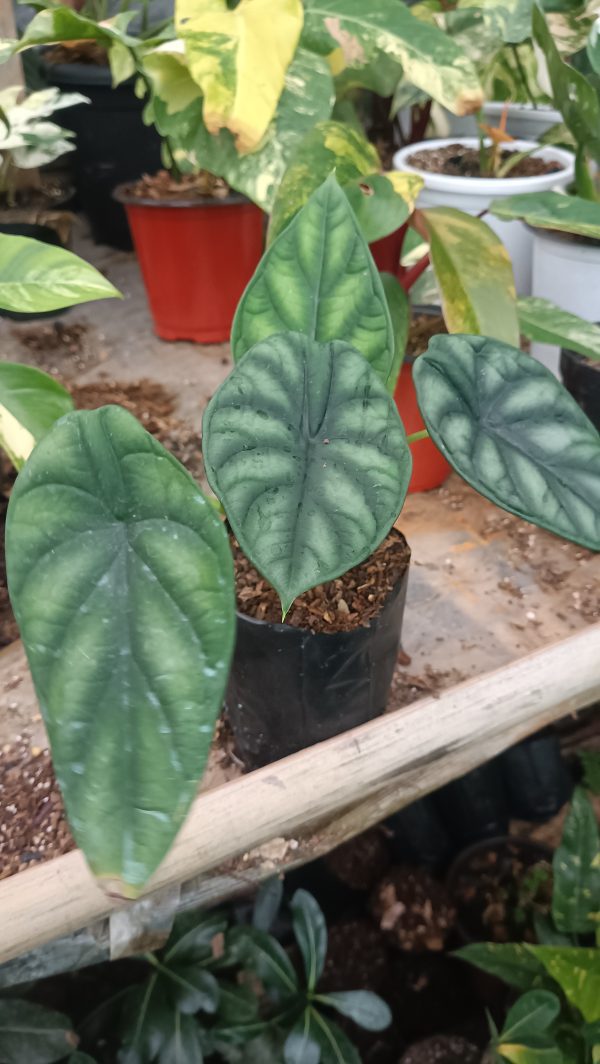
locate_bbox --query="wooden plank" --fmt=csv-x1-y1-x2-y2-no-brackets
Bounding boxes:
0,625,598,967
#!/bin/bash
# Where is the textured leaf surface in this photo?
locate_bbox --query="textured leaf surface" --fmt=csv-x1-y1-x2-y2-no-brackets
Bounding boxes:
0,234,120,313
518,297,600,362
490,192,600,240
552,787,600,934
0,362,73,469
291,890,327,991
302,0,483,114
204,333,411,613
176,0,303,153
6,406,235,893
421,207,519,346
527,947,600,1023
268,119,379,242
0,1000,76,1064
232,177,394,385
145,45,333,210
413,334,600,550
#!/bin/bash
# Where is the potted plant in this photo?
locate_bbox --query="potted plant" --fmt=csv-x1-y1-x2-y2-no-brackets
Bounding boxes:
5,174,600,902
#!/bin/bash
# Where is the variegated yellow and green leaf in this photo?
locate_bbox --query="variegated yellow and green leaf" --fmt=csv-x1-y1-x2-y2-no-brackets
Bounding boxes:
302,0,483,115
414,334,600,551
175,0,303,153
0,234,121,313
203,332,411,615
0,363,73,470
526,947,600,1023
490,192,600,239
420,207,519,346
457,0,533,46
268,120,379,241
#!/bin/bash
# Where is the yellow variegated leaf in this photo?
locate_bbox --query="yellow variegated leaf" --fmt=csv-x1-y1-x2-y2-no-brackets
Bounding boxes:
176,0,304,153
383,171,424,214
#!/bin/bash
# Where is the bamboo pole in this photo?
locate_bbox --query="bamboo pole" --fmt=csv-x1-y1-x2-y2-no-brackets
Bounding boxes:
0,625,598,967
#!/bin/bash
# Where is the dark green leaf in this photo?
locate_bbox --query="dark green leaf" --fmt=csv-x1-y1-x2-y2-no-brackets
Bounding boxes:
0,362,73,469
500,991,561,1042
518,297,600,362
421,207,519,347
532,913,573,947
68,1055,97,1064
581,751,600,796
380,272,410,394
216,982,259,1027
413,334,600,551
304,1008,361,1064
165,912,229,966
552,787,600,934
118,979,171,1064
455,943,553,992
232,177,395,388
162,964,219,1015
291,890,328,992
157,1011,205,1064
0,1000,77,1064
268,121,380,242
284,1012,320,1064
203,333,411,614
0,234,120,313
490,192,600,240
6,406,236,894
526,947,600,1023
253,876,284,932
227,926,299,998
316,990,392,1031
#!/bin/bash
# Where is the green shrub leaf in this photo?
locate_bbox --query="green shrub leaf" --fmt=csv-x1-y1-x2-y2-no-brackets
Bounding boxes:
413,334,600,551
232,176,395,388
499,990,561,1043
0,362,73,469
0,234,121,313
380,271,410,394
226,926,299,997
6,406,235,895
552,787,600,934
316,990,392,1031
0,1000,77,1064
204,332,411,614
291,889,328,992
455,943,551,992
518,297,600,362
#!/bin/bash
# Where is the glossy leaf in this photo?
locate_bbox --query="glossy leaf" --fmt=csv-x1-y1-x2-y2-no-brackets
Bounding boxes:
232,177,395,386
216,982,259,1027
284,1014,320,1064
532,5,600,163
291,889,328,992
552,787,600,934
456,943,550,991
144,45,333,211
518,297,600,362
317,990,392,1031
176,0,303,153
0,234,120,313
343,172,422,244
526,947,600,1023
380,272,410,394
490,192,600,240
157,1011,205,1064
413,334,600,550
304,1009,361,1064
500,991,561,1042
497,1045,565,1064
203,333,411,614
0,1000,77,1064
165,911,229,965
0,362,73,469
421,207,519,346
227,926,299,998
6,406,235,894
253,876,284,932
268,120,379,242
162,964,219,1015
302,0,483,115
119,980,173,1064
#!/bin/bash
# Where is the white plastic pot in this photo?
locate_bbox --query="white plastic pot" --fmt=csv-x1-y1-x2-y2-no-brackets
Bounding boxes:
531,228,600,376
393,138,574,294
441,102,562,141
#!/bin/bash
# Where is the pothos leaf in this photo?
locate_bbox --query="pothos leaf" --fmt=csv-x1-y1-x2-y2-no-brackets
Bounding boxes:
0,362,73,470
0,234,120,313
203,332,411,614
525,947,600,1024
552,786,600,935
413,334,600,551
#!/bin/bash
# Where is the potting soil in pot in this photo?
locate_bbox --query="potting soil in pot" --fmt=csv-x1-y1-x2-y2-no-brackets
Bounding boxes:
407,143,563,179
400,1035,481,1064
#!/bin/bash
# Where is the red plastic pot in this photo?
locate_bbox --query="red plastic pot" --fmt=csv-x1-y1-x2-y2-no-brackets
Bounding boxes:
394,358,451,493
370,227,405,274
114,186,264,342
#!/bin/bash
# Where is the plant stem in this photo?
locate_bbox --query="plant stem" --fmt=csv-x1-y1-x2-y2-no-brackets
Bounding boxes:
407,429,429,444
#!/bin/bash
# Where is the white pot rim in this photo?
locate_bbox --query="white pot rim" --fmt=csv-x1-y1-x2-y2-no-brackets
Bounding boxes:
393,137,574,196
483,101,562,121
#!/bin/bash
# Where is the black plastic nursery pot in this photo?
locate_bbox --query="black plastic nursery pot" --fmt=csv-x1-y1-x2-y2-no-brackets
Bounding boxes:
0,221,68,322
225,531,411,769
42,59,162,250
560,343,600,431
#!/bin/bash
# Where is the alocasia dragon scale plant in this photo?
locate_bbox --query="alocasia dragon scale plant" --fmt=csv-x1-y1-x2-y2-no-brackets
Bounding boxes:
5,177,600,898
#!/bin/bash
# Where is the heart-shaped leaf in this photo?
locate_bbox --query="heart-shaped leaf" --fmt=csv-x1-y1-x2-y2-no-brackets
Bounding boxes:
343,172,421,244
0,362,73,469
232,176,395,387
518,297,600,362
315,990,392,1032
500,991,561,1043
0,234,121,313
552,787,600,935
413,334,600,551
420,207,519,347
291,889,328,992
6,405,235,894
203,332,411,614
0,1000,77,1064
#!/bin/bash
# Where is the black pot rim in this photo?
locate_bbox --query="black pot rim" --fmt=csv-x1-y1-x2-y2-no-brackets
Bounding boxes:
235,528,411,637
113,181,252,210
39,50,114,87
446,833,553,895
